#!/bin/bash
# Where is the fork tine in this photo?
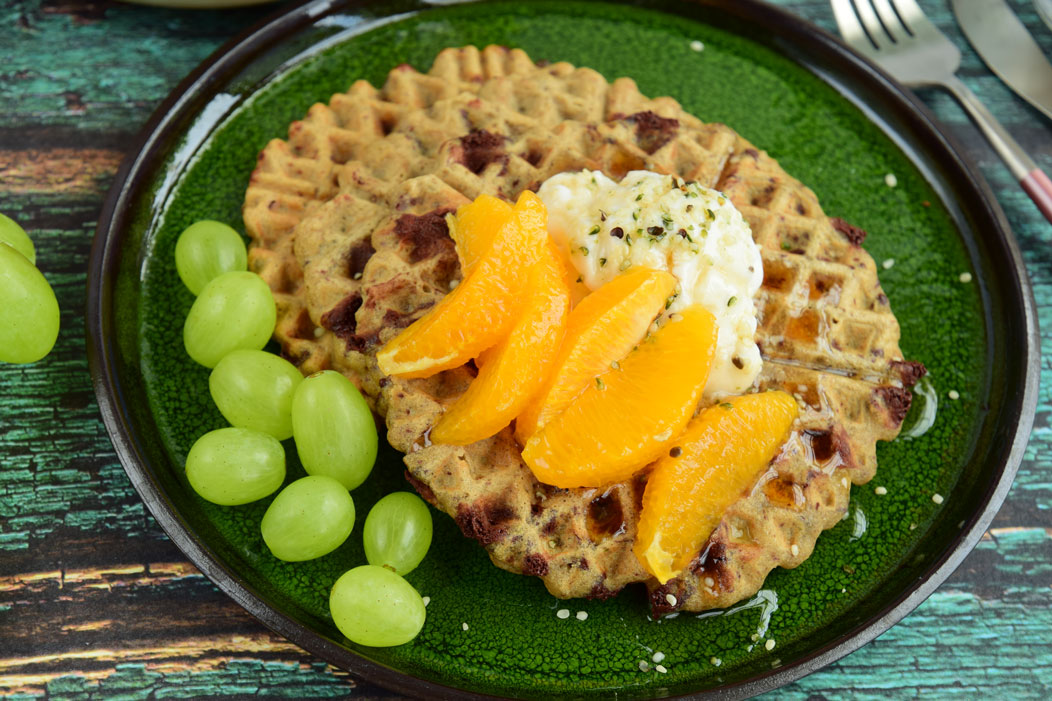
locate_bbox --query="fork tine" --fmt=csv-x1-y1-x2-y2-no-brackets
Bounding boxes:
889,0,943,39
852,0,893,49
831,0,872,50
871,0,910,41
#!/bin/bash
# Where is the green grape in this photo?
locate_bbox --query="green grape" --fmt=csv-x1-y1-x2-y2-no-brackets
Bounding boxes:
183,271,275,368
0,213,34,264
0,243,59,364
329,565,426,647
363,492,433,576
292,370,378,490
185,427,285,505
209,350,303,440
261,475,355,561
174,220,247,295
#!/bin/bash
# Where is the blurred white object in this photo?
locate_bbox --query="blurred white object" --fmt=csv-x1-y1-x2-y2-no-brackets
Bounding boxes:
1037,0,1052,32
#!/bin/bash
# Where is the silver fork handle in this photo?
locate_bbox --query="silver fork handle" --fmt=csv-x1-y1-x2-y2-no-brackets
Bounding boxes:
943,75,1052,222
943,75,1033,179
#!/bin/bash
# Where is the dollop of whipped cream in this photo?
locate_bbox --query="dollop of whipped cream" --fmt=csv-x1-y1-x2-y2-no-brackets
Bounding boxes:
538,169,763,398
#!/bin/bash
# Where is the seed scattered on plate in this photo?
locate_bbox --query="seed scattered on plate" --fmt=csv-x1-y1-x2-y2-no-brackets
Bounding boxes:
639,660,651,672
910,523,917,530
665,593,677,606
765,639,776,651
422,596,430,606
959,272,972,283
948,390,960,400
690,40,704,52
655,664,668,674
874,486,887,496
932,493,944,504
557,608,570,619
462,622,469,631
710,657,722,667
652,651,665,663
882,258,895,270
884,173,898,188
576,611,588,621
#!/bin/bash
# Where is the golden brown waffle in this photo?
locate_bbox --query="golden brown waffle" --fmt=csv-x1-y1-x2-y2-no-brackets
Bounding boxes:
243,46,923,613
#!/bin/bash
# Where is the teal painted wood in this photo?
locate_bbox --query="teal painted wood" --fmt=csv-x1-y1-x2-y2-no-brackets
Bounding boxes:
0,0,1049,698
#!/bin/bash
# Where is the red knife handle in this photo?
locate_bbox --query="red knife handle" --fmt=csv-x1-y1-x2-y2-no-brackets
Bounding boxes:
1022,169,1052,224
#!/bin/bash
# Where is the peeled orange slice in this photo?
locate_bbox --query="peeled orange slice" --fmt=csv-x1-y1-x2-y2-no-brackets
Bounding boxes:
514,267,677,444
448,194,513,273
377,191,546,379
521,305,717,489
431,240,570,445
633,391,799,584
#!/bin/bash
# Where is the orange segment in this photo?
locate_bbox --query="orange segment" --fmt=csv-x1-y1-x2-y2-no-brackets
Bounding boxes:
514,267,677,445
431,240,571,445
448,194,513,273
377,191,547,378
633,391,799,584
521,306,717,489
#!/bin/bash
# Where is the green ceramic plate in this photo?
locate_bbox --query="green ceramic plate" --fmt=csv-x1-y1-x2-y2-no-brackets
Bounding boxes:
88,0,1038,697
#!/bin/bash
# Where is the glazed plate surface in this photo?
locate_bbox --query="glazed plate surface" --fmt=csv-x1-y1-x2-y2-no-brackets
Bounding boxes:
88,0,1038,697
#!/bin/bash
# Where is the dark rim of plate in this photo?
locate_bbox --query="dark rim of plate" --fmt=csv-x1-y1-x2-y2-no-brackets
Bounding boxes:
86,0,1040,698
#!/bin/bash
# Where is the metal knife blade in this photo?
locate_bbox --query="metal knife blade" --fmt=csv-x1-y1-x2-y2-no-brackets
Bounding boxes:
952,0,1052,122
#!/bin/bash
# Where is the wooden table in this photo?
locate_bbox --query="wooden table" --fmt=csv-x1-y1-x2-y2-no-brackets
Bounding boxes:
2,0,1049,697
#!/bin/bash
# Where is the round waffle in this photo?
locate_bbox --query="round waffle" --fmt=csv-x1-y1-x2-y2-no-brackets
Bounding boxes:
243,45,923,612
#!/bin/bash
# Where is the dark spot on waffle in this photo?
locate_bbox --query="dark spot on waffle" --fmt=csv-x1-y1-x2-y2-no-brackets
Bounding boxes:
404,469,437,506
280,347,310,367
378,377,391,388
877,292,889,305
381,308,419,330
458,129,507,174
875,386,913,426
744,148,759,159
627,111,679,154
484,501,516,527
796,201,806,215
542,517,558,535
830,217,867,246
578,558,590,570
455,502,507,545
288,308,316,340
649,583,684,614
587,490,626,541
523,148,544,167
346,240,375,279
320,293,362,341
803,429,837,464
751,184,776,207
393,209,455,263
522,553,549,576
891,359,927,387
530,501,544,517
871,348,885,358
535,58,551,67
588,583,619,601
764,475,806,510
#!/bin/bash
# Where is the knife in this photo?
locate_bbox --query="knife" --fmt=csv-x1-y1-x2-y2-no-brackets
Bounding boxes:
952,0,1052,123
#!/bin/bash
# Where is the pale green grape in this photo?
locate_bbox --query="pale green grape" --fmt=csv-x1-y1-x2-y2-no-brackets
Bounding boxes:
183,271,275,368
185,427,285,505
329,565,426,647
363,492,433,576
0,213,34,264
175,220,247,295
261,475,354,561
292,370,377,490
0,243,59,364
209,350,303,440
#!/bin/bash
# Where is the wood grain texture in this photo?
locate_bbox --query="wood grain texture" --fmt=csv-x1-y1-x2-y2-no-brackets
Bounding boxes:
0,0,1049,698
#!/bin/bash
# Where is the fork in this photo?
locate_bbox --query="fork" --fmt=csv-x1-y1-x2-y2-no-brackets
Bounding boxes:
832,0,1052,223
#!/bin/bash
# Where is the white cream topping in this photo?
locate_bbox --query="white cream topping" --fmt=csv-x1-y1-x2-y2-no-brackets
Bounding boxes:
538,169,763,398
